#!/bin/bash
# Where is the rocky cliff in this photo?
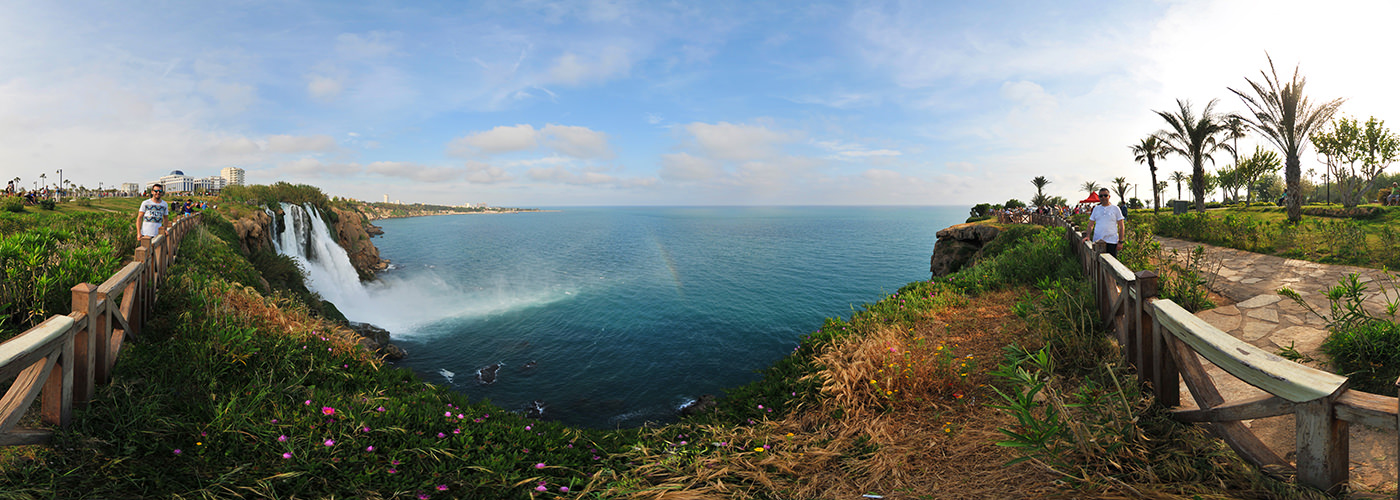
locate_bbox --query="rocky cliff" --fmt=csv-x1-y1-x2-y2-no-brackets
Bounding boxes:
929,223,1002,277
329,207,390,280
231,209,275,254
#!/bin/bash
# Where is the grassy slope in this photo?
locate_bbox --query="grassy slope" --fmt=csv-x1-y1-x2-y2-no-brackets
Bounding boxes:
0,215,1324,499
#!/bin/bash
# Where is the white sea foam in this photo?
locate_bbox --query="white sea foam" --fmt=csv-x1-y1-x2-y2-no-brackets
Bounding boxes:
271,203,577,337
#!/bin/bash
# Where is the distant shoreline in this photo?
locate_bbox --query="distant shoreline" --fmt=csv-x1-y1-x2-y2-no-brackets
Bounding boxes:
363,208,558,222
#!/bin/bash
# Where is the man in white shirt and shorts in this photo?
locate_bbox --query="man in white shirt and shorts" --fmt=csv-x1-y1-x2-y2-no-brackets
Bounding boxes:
137,183,169,241
1082,188,1126,257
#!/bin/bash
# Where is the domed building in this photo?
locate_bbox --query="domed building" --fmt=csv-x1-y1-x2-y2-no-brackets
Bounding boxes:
154,170,195,194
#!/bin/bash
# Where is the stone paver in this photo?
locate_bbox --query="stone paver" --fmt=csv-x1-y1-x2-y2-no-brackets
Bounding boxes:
1156,236,1398,493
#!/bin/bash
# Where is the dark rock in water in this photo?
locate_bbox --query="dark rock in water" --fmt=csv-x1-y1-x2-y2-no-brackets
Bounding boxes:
679,394,717,417
477,362,504,384
348,322,406,361
929,223,1002,277
525,400,546,419
521,360,537,370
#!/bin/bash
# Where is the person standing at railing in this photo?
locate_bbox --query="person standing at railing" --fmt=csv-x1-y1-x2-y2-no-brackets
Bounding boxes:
1082,188,1125,258
137,183,169,241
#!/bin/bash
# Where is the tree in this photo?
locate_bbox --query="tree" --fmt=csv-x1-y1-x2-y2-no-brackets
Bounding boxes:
970,203,992,218
1131,135,1170,212
1230,55,1344,221
1046,195,1067,207
1168,171,1188,201
1235,146,1282,206
1215,165,1242,203
1004,199,1026,209
1112,177,1131,209
1310,116,1399,207
1155,99,1232,212
1202,172,1220,202
1155,180,1168,203
1223,114,1248,169
1080,181,1100,195
1030,176,1051,207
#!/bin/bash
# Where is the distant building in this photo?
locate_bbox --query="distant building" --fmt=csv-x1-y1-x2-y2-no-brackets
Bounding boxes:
197,176,226,193
382,194,389,203
220,167,245,186
155,170,195,194
120,182,140,194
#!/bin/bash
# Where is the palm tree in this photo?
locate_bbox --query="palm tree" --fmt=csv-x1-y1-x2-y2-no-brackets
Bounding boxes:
1229,56,1344,222
1169,171,1188,201
1155,99,1231,212
1030,176,1051,207
1131,135,1170,212
1222,114,1248,168
1156,180,1168,203
1112,177,1131,208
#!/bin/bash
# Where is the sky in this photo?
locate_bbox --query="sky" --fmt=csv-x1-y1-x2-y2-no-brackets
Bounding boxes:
3,0,1398,207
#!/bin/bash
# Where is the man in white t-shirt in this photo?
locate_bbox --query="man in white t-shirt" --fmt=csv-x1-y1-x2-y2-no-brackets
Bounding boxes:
1082,188,1126,257
137,183,169,240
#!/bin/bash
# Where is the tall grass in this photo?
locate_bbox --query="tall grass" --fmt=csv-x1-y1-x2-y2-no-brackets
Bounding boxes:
0,211,133,340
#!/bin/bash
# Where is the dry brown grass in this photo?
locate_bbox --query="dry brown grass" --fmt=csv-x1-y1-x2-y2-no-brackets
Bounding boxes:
194,276,382,367
597,289,1063,500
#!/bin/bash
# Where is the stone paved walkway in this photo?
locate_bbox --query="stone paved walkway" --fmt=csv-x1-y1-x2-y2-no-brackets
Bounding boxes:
1155,237,1398,494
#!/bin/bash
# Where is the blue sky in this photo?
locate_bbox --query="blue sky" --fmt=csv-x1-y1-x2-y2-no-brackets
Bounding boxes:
3,0,1398,206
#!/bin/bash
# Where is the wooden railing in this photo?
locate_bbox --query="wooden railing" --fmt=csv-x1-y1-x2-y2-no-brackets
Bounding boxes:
0,212,202,446
1007,212,1399,495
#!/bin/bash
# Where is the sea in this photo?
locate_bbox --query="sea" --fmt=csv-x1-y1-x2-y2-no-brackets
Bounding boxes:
300,206,966,429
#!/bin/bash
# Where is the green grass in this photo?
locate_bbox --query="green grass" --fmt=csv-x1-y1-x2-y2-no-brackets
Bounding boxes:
0,216,1323,499
1134,204,1400,269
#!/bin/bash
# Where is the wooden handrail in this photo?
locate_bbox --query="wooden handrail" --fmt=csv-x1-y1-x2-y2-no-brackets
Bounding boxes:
1005,211,1397,494
0,212,201,446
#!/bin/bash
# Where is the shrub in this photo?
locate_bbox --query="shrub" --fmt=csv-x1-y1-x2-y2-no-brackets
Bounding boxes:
1323,320,1400,394
1301,206,1383,219
2,196,23,213
39,198,56,210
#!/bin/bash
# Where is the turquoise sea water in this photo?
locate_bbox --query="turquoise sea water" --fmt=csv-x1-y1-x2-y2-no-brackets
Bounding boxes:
367,206,964,428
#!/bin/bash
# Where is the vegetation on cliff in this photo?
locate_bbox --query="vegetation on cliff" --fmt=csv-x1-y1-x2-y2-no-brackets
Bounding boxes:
1,204,1323,498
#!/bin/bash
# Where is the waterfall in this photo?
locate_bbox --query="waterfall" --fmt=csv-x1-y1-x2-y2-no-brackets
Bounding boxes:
272,203,372,315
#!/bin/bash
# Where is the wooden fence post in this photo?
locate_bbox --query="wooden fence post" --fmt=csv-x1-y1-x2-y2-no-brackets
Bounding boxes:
1295,393,1349,494
40,321,76,428
1150,303,1179,407
68,284,97,405
1132,271,1158,385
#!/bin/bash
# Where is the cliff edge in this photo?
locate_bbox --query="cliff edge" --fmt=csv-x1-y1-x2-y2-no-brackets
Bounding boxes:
929,222,1001,277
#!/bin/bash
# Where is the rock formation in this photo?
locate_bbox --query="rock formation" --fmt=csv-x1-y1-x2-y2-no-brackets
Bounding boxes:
329,207,390,280
231,210,275,254
929,223,1002,277
348,322,407,361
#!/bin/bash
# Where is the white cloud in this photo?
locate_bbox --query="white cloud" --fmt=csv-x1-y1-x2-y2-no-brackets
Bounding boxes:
684,121,796,162
307,73,344,101
528,166,618,185
547,46,631,85
448,124,540,156
365,161,460,182
267,134,338,153
541,124,612,159
336,31,398,60
278,157,363,177
659,152,721,181
463,161,513,184
838,149,901,158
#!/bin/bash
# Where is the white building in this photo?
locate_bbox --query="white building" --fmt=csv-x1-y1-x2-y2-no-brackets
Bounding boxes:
120,183,140,195
154,170,195,194
220,167,245,186
197,176,227,193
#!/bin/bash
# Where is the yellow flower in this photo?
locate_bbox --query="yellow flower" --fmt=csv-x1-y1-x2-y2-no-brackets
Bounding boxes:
786,433,795,437
754,447,766,452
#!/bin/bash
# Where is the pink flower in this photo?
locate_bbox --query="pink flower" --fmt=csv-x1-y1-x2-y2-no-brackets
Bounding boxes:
172,449,182,455
277,435,287,442
324,439,335,446
417,494,429,500
362,426,371,432
535,485,548,492
559,486,570,492
436,485,448,491
282,452,292,459
444,411,452,417
436,432,446,438
534,463,546,469
376,406,386,412
524,425,532,430
304,400,311,405
366,446,375,452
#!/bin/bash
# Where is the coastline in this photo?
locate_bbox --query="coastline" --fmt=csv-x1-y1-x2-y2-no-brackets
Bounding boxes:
361,208,557,222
